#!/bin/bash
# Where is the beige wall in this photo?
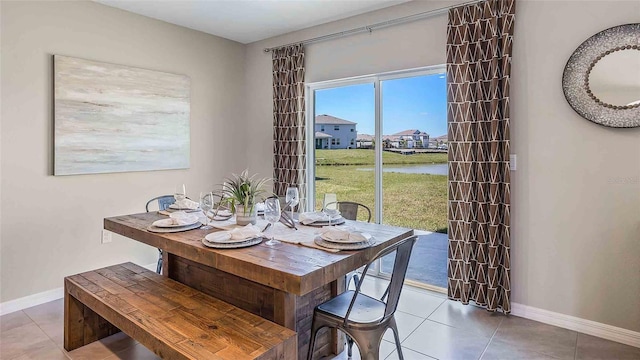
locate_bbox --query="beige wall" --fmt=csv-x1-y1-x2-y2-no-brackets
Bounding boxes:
0,1,246,302
244,0,640,332
2,0,639,333
509,0,639,333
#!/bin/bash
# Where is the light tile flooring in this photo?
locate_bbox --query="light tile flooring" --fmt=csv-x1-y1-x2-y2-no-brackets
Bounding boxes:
1,277,638,360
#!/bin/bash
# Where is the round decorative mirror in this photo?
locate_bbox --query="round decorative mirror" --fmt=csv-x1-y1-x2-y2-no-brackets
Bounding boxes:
562,23,640,128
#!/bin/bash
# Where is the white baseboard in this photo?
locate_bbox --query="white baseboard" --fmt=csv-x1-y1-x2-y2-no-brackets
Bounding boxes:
141,262,158,272
511,302,640,348
0,263,157,316
0,287,64,316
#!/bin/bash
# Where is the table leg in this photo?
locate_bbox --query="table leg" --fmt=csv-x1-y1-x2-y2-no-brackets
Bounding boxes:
161,250,169,277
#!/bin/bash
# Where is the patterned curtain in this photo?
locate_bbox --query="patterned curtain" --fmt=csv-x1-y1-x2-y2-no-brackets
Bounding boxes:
447,0,515,313
272,44,306,209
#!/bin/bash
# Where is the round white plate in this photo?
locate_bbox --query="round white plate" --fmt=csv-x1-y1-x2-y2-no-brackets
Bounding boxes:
202,237,262,249
213,209,232,217
152,218,198,228
305,217,346,227
320,231,371,244
314,237,374,250
209,210,233,220
147,222,201,233
204,231,259,244
169,204,199,210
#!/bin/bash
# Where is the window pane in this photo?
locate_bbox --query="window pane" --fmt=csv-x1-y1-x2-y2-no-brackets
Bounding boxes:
313,83,375,220
380,72,448,288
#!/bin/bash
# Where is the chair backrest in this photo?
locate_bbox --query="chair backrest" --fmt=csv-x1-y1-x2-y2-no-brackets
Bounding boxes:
350,236,416,323
145,195,176,212
337,201,372,223
381,236,416,319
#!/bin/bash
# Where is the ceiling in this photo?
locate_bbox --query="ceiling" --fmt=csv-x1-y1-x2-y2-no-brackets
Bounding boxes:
95,0,411,44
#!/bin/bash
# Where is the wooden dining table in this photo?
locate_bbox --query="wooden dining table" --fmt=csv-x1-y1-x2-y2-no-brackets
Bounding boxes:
104,212,413,359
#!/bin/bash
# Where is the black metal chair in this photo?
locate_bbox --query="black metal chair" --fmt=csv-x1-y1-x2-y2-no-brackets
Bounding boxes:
307,236,417,360
145,195,176,274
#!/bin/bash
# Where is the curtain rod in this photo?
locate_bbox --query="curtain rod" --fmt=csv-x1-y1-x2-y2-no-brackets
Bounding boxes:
263,0,484,53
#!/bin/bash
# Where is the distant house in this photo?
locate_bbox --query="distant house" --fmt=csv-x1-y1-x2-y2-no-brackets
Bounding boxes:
314,115,357,149
392,129,430,148
430,134,448,149
358,130,432,149
356,133,374,148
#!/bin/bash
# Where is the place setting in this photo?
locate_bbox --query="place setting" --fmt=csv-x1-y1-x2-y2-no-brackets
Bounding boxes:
157,184,201,215
147,211,202,233
298,209,346,227
314,226,374,250
202,223,266,249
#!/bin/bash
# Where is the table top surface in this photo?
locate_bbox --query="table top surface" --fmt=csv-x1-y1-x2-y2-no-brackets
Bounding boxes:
104,212,414,296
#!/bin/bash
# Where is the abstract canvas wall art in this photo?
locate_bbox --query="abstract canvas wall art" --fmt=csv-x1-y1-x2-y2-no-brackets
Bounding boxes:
54,55,190,175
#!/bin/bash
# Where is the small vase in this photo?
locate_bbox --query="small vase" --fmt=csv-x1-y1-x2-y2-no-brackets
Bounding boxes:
235,205,257,226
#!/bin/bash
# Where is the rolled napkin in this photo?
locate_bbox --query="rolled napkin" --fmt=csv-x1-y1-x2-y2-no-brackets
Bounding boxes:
299,211,341,225
171,198,200,210
320,227,371,243
229,224,262,240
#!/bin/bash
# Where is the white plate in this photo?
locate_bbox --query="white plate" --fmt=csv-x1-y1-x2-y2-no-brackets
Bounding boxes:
305,217,346,227
147,222,201,233
152,217,198,228
213,209,232,217
320,231,372,244
314,237,374,250
207,209,233,221
169,204,200,210
204,231,260,244
202,237,262,249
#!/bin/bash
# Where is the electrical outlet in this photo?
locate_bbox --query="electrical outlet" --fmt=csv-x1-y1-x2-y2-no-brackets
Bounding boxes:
101,230,112,244
510,154,517,171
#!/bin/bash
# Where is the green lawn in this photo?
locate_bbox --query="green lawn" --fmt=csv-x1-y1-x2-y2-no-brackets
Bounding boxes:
313,149,448,233
315,149,447,165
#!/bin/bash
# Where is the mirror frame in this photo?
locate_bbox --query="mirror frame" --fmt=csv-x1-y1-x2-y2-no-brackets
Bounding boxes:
562,23,640,128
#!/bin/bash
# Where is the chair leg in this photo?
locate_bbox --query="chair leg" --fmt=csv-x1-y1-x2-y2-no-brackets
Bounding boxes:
346,271,360,290
347,328,385,360
389,317,404,360
307,315,322,360
347,335,355,358
156,249,163,274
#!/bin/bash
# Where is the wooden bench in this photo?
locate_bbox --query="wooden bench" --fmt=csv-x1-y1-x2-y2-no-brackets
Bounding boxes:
64,262,297,359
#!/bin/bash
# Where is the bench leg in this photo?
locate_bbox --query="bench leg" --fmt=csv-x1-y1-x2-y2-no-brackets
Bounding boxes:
64,288,85,351
64,283,120,351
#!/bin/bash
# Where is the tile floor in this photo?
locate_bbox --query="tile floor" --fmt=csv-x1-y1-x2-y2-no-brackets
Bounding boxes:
1,276,638,360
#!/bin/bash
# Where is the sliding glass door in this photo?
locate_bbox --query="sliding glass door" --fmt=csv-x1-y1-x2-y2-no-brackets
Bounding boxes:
306,66,447,291
379,71,448,290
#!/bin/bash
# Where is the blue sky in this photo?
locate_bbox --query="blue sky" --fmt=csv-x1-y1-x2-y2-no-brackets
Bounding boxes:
314,72,447,136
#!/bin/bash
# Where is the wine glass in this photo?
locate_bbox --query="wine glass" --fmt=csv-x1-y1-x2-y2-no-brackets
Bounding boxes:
174,184,186,204
263,198,281,246
285,186,299,219
323,200,338,226
199,191,213,229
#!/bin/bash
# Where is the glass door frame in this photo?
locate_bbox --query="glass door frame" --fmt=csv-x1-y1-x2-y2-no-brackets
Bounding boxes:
305,65,447,292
